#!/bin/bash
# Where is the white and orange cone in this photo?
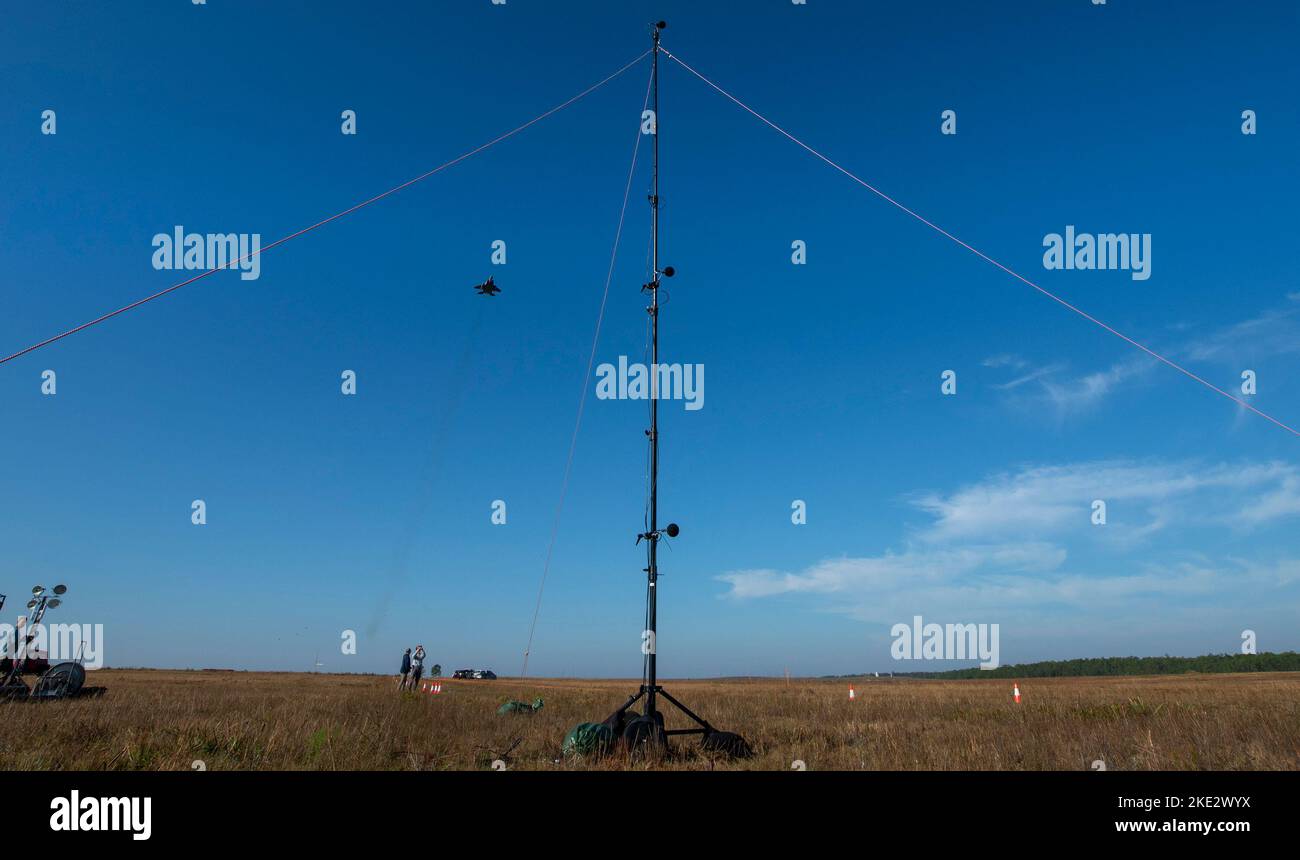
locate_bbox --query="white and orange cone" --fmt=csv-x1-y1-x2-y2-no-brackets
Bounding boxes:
1013,683,1021,704
848,684,856,700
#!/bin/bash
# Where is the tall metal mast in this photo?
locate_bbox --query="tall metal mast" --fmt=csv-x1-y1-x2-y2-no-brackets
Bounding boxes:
645,18,663,721
608,22,741,756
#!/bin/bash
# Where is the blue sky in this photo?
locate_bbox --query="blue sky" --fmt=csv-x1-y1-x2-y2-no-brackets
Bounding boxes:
2,1,1297,677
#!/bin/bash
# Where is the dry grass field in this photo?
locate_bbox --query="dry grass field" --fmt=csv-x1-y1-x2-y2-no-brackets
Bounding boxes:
2,669,1298,770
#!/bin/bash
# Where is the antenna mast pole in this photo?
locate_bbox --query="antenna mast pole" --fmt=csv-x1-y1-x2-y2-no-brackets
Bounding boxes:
607,23,741,755
645,18,662,721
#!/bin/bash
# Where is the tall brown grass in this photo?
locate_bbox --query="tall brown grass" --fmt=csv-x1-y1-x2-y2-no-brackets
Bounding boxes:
2,670,1297,770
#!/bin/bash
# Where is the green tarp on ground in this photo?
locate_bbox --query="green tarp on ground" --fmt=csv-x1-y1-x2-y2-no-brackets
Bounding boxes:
497,698,543,716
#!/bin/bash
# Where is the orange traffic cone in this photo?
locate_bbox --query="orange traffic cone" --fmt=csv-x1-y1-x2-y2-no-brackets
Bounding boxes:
1013,683,1021,704
848,684,856,700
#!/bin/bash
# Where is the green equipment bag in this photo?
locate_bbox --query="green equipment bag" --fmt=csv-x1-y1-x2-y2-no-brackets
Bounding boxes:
561,722,615,757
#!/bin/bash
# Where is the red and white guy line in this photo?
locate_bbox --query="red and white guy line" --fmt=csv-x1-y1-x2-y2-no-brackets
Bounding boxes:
520,59,656,679
0,50,652,367
659,46,1300,440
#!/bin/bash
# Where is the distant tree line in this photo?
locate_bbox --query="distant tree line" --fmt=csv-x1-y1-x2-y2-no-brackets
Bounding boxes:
883,651,1300,680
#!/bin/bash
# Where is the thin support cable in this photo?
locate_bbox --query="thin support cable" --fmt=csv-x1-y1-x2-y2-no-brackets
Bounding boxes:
0,50,651,367
660,46,1300,440
519,60,656,679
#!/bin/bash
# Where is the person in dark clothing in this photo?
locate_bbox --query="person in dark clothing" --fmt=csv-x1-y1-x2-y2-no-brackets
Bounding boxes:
397,648,412,691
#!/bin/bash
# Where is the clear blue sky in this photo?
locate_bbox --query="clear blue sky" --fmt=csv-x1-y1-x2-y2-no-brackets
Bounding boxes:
2,1,1297,677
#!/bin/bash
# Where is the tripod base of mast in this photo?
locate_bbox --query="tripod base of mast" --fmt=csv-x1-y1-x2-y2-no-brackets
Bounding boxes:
604,685,752,758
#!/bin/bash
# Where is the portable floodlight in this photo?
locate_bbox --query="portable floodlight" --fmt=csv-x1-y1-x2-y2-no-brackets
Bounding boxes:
3,583,74,695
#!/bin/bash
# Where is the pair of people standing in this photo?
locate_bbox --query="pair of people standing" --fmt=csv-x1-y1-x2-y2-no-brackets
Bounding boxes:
397,645,426,691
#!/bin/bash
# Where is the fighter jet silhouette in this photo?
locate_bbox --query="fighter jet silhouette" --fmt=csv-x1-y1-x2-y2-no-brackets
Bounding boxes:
474,276,501,297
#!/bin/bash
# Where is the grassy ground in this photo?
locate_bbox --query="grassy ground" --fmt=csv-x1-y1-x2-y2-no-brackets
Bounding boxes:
2,669,1297,770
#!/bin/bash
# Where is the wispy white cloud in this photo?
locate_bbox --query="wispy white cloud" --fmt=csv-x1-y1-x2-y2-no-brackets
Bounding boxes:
984,296,1300,418
911,459,1300,543
716,546,1254,626
984,355,1158,417
718,542,1066,600
1183,306,1300,363
982,354,1027,370
1036,356,1156,415
717,460,1300,627
993,362,1066,391
1235,473,1300,527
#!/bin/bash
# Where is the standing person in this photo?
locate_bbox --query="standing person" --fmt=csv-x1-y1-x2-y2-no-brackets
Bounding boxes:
409,645,426,691
397,648,412,691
